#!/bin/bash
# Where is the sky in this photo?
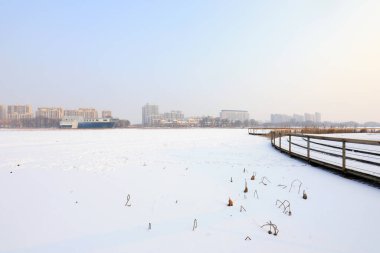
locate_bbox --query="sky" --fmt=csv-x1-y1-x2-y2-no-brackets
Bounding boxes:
0,0,379,124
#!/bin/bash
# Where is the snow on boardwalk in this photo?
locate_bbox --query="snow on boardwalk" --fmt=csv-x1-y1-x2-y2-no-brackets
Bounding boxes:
0,129,379,253
276,133,380,177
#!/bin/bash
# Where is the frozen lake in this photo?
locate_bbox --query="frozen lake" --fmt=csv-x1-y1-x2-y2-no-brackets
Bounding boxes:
0,129,379,253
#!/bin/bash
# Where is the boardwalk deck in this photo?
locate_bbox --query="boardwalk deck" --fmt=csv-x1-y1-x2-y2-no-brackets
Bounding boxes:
248,129,380,184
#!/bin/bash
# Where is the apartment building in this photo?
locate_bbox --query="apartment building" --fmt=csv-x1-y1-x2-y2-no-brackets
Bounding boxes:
220,110,249,122
36,107,64,119
142,103,159,126
7,105,33,120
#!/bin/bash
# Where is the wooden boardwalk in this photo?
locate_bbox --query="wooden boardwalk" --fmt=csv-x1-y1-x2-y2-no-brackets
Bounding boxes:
249,129,380,184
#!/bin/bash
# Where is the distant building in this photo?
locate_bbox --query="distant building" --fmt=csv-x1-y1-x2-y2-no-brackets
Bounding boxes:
7,105,33,120
186,116,201,126
220,110,249,122
78,108,98,119
36,107,63,119
0,104,6,120
163,111,184,122
304,113,315,122
270,112,321,124
150,114,163,126
64,109,82,117
102,110,112,118
315,112,321,123
271,114,292,124
64,108,98,120
142,103,159,126
293,114,304,122
271,114,281,123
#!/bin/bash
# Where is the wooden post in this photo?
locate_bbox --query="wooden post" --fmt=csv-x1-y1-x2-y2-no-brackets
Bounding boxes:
279,133,282,149
307,137,310,160
342,141,346,173
274,132,276,146
289,135,292,154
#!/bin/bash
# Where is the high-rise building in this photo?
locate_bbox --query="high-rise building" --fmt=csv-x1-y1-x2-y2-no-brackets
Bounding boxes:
0,105,6,120
293,114,304,122
7,105,33,120
36,107,63,119
142,103,159,126
271,114,292,123
304,113,315,122
315,112,321,123
220,110,249,122
271,112,320,124
102,111,112,118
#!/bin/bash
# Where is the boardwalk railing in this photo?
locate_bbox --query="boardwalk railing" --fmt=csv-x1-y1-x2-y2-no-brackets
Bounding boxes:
268,132,380,184
248,127,380,136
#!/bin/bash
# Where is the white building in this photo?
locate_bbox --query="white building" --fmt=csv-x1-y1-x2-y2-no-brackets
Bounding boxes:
220,110,249,122
163,111,184,122
271,112,321,124
304,113,315,122
293,114,304,122
271,114,292,123
315,112,321,123
142,103,159,126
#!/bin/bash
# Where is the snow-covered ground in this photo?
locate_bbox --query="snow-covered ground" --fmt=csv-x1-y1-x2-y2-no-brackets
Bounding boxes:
1,129,379,253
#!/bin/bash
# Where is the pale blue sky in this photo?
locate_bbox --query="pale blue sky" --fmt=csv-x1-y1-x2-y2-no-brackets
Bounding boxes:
1,0,379,123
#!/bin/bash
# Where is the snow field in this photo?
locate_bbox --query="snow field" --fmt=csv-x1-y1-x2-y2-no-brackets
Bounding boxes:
0,129,380,253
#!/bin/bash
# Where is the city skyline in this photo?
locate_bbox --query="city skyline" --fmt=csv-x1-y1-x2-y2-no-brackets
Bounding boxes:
3,101,380,126
1,1,379,123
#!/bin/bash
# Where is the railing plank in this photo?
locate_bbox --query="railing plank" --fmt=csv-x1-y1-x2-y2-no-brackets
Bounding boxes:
342,141,346,173
286,133,380,146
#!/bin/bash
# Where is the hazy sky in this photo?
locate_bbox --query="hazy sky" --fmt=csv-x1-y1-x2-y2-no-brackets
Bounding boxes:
1,0,379,123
